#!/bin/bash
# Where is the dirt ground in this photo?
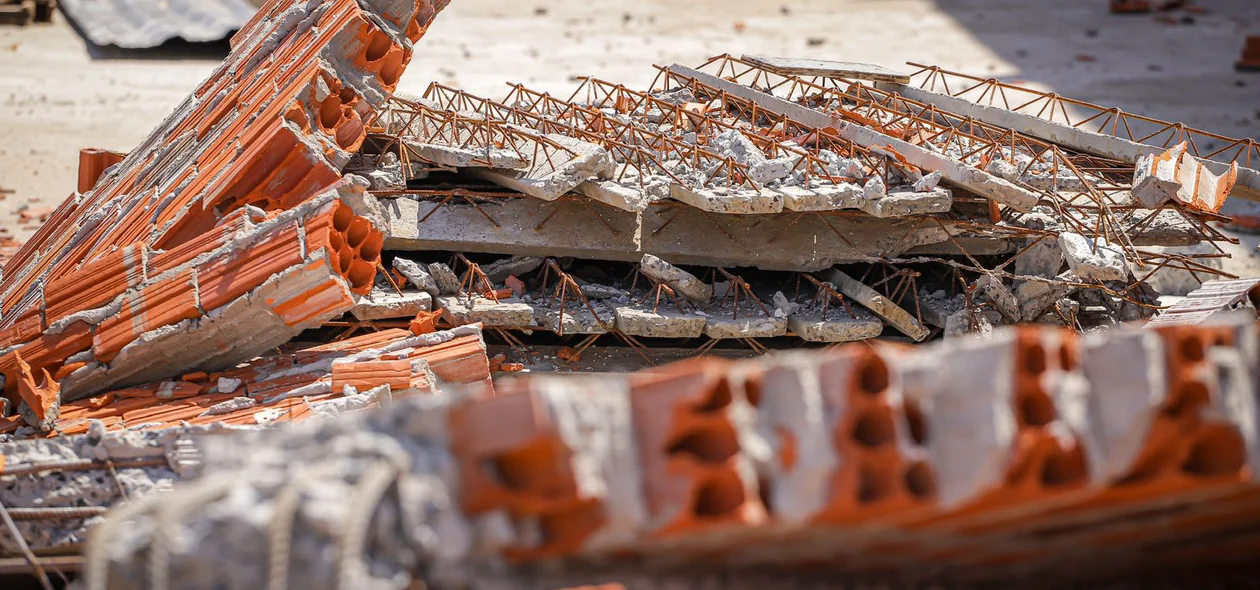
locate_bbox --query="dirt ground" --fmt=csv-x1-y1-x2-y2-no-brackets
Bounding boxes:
0,0,1258,244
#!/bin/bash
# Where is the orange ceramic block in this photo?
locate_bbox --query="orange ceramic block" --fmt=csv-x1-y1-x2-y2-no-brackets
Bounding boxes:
13,350,60,426
93,269,200,363
629,358,766,537
330,359,412,392
77,148,126,195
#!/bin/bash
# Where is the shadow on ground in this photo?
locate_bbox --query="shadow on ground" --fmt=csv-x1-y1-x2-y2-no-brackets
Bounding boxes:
925,0,1260,139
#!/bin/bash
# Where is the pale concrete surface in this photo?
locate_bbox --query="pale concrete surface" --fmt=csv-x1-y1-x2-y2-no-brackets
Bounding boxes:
0,0,1258,243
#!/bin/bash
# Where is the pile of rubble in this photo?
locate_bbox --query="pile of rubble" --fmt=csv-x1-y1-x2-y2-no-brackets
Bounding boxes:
7,314,1252,588
2,0,1260,584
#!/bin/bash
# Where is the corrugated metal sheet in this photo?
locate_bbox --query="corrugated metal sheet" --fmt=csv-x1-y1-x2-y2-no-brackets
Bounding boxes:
60,0,256,48
1146,278,1260,327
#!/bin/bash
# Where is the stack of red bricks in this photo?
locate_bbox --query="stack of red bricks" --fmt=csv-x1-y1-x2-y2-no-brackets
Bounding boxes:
0,324,491,437
0,0,452,431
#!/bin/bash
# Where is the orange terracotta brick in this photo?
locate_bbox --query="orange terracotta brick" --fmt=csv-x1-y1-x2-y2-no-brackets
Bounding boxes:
629,358,767,537
330,359,412,392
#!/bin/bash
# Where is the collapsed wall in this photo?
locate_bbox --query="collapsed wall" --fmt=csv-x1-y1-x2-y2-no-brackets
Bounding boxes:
78,314,1260,588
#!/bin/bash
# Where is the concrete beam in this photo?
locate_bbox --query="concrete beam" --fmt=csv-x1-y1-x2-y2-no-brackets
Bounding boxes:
878,81,1260,203
667,66,1042,212
380,195,1005,272
742,54,911,84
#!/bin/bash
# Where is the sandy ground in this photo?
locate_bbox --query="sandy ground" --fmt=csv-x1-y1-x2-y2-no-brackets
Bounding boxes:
0,0,1257,243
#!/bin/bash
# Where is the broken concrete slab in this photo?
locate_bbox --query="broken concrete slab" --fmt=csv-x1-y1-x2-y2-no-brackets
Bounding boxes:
1059,232,1129,282
534,304,615,335
471,134,613,201
775,183,865,212
350,289,433,321
639,254,713,303
577,180,651,212
406,140,530,170
438,295,535,327
669,184,785,215
613,305,707,338
742,54,911,84
859,188,953,218
667,65,1042,212
787,308,883,342
702,312,788,339
1132,143,1185,209
1014,236,1065,278
379,193,1005,272
817,269,931,341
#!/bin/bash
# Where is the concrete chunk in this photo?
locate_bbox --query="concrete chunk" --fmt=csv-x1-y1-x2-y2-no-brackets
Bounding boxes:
817,269,931,341
787,307,883,342
392,257,439,296
859,188,952,218
350,288,433,321
613,305,707,338
438,295,535,327
639,254,713,303
406,140,530,170
471,134,613,201
428,262,461,295
481,256,543,283
577,180,650,212
669,184,785,214
1059,232,1129,282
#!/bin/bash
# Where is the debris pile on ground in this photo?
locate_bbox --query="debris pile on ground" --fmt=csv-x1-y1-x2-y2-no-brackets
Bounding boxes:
2,0,1260,584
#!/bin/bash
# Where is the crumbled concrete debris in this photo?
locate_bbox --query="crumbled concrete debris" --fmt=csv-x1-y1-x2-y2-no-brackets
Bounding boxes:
639,254,713,303
985,159,1020,182
1059,232,1129,282
472,134,614,200
772,291,802,317
578,280,627,300
429,262,462,295
394,256,440,296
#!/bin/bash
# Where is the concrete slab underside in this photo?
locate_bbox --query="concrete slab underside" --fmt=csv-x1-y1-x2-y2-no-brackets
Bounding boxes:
380,195,1015,271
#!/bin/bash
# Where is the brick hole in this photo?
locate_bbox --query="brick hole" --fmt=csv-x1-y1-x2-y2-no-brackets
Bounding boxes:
1018,393,1056,428
334,112,364,151
359,232,383,262
1040,450,1087,487
365,30,391,62
693,471,746,517
857,464,895,504
328,230,344,253
319,96,343,131
333,204,354,232
692,377,733,414
665,428,739,463
857,354,889,395
1058,342,1077,371
1181,428,1246,477
850,411,896,448
757,474,773,515
379,50,405,87
337,248,354,275
338,86,357,106
1179,336,1205,362
903,462,936,499
1214,335,1231,347
744,372,763,407
1022,342,1047,375
903,398,928,446
348,260,375,290
347,218,371,249
487,441,572,498
1164,380,1210,418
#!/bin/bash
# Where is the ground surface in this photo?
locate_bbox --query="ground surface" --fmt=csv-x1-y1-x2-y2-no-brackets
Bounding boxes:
0,0,1257,244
